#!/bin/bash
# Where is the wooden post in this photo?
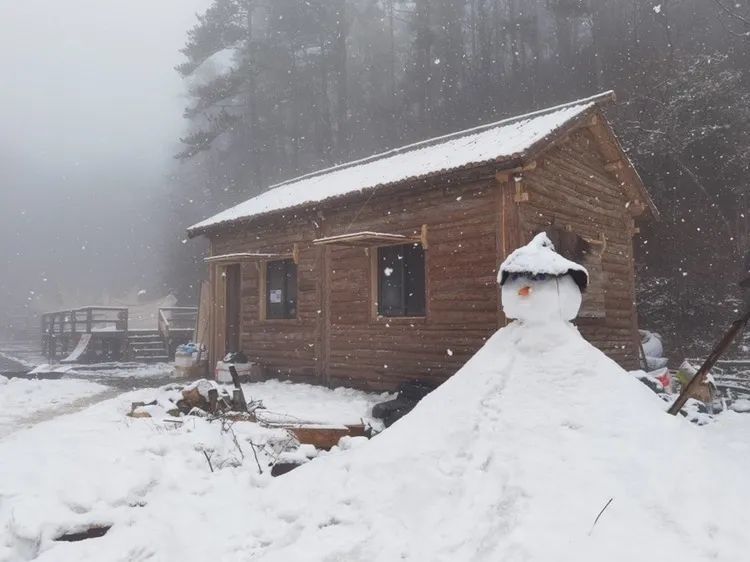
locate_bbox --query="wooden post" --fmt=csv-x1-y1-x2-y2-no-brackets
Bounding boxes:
86,309,93,333
207,388,219,414
228,366,248,411
667,309,750,415
497,173,522,328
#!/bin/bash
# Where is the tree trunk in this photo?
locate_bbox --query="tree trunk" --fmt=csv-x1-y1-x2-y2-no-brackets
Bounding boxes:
334,0,349,159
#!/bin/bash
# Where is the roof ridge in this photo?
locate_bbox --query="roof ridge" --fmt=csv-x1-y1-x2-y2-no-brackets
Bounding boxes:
265,90,615,191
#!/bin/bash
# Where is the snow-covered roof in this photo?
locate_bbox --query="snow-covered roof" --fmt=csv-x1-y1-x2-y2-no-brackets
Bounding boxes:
499,232,588,290
188,91,615,235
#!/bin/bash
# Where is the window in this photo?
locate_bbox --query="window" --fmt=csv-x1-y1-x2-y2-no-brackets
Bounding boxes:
266,259,297,319
377,243,426,317
542,226,606,319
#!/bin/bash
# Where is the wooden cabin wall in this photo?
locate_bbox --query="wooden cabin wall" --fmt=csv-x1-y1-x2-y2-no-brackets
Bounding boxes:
520,129,641,368
322,177,500,391
205,128,644,388
210,218,321,383
209,174,502,391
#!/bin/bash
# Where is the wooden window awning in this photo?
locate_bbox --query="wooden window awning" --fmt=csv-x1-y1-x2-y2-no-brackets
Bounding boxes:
205,251,294,264
313,226,428,248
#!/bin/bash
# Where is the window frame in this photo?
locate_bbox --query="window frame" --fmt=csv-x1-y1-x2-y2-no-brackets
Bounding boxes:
371,242,428,320
260,258,298,321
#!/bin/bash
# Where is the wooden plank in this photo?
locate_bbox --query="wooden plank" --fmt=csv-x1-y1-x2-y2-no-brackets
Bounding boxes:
195,280,210,346
205,252,291,263
313,231,415,246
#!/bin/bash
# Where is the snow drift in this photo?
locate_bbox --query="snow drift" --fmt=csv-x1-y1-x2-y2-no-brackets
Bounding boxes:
220,234,748,561
234,322,747,561
10,234,749,561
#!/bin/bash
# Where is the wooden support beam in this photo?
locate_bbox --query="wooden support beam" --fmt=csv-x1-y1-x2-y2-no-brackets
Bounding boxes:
495,161,537,182
513,175,530,203
584,232,608,258
667,310,750,415
420,224,429,250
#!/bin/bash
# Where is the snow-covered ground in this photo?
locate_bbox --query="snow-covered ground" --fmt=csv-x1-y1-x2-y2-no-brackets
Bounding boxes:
0,376,110,438
0,380,388,561
30,362,175,382
243,379,390,425
3,329,750,561
2,236,748,561
0,342,45,369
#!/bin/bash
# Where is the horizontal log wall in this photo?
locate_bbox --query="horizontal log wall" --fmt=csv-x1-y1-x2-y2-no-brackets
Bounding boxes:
210,173,502,391
211,218,321,383
324,177,500,390
521,128,641,368
207,127,644,389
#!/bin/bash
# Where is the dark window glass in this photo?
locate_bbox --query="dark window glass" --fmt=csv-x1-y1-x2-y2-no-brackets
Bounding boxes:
266,259,297,319
377,243,426,317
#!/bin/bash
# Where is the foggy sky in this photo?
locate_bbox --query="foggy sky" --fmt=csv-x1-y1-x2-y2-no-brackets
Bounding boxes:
0,0,209,314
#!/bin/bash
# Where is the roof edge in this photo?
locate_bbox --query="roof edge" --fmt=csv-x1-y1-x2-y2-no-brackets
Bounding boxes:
187,91,617,238
253,90,616,194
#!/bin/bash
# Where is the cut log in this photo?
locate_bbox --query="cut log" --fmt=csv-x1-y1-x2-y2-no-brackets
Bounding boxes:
287,424,367,450
207,388,219,414
181,386,209,411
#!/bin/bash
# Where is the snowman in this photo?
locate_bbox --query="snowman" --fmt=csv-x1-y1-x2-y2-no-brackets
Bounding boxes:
498,232,588,324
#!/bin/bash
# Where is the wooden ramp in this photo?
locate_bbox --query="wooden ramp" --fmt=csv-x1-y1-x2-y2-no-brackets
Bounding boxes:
60,333,93,364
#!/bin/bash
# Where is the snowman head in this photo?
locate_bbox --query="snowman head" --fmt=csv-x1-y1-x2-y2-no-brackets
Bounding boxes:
498,232,588,323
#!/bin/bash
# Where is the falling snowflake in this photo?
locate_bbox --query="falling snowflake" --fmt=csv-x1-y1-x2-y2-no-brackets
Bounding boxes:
384,267,394,277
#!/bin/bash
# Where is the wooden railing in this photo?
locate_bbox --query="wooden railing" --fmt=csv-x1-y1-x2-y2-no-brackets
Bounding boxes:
40,307,129,360
158,307,198,354
40,306,197,361
41,307,129,337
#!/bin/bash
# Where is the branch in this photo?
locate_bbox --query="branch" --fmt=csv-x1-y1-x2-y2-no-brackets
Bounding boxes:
588,498,613,535
712,0,750,26
248,442,264,475
669,154,733,235
202,449,214,473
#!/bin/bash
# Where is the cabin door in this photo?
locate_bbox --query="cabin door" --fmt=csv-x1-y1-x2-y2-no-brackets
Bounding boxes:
225,264,242,354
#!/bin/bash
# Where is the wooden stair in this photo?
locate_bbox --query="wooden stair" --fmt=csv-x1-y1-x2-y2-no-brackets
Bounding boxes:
127,331,169,363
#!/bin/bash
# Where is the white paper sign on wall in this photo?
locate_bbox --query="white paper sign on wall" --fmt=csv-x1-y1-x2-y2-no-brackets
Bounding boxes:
269,289,282,304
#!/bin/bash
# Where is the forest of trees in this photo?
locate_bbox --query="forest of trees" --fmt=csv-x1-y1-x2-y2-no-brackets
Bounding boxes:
168,0,750,357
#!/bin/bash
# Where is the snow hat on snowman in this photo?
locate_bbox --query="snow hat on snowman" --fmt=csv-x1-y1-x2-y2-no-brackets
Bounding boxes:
498,232,588,323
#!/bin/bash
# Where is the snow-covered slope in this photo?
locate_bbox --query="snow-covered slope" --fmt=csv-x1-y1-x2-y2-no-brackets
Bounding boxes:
13,321,748,561
227,320,745,561
12,234,749,561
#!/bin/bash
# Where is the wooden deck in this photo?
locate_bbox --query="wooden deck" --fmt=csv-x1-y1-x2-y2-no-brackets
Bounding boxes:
41,306,197,364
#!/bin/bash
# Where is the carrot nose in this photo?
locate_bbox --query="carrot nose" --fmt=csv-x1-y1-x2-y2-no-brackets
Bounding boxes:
518,286,532,297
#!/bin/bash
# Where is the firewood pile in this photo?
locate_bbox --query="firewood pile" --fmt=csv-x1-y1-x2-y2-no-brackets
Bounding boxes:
128,377,259,421
126,366,374,475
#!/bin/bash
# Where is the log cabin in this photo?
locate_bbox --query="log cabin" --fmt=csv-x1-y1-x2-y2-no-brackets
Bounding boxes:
187,91,658,391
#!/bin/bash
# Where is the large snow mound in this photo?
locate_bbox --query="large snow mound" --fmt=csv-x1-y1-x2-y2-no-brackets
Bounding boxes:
6,323,749,560
227,320,747,561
